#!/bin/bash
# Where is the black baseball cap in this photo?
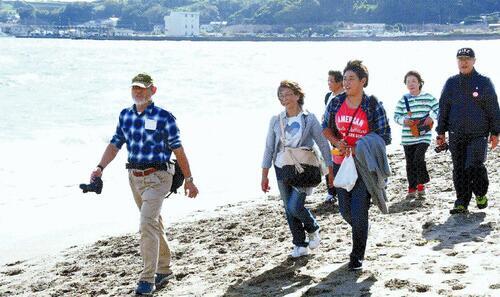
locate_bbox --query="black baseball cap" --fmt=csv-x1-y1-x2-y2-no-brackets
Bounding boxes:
456,48,475,58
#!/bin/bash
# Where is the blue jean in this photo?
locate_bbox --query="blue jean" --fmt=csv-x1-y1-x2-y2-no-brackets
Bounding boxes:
277,180,319,247
334,163,370,261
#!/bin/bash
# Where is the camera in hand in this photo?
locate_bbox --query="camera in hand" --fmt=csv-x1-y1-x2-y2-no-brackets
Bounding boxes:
434,142,449,153
80,177,103,194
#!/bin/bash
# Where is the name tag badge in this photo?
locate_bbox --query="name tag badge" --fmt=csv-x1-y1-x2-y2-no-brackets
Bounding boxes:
145,119,157,131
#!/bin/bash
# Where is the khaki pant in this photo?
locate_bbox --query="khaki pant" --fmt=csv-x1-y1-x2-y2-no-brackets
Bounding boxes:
129,168,173,283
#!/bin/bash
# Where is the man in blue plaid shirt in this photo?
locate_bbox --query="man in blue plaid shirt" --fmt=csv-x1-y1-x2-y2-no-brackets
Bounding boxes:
90,73,199,295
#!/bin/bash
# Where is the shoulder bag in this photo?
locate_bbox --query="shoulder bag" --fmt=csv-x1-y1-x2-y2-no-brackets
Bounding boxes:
279,115,322,187
403,95,433,137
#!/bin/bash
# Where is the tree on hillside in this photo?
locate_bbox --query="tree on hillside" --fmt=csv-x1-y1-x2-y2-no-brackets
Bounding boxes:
164,0,196,8
227,1,265,24
15,0,500,30
35,9,61,25
252,0,285,24
15,1,35,24
274,0,321,25
59,3,94,25
188,2,220,23
213,0,244,19
93,0,124,19
142,4,169,25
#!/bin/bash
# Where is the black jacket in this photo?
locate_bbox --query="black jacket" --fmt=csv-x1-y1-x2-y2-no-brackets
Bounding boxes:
436,69,500,137
324,92,332,105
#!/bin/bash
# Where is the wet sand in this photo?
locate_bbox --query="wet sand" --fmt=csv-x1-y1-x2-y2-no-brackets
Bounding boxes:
1,148,499,296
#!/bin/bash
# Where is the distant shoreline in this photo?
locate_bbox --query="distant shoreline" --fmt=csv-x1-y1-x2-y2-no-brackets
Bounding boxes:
14,33,500,42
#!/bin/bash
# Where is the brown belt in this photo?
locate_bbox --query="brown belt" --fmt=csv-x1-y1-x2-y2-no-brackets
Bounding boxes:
132,168,157,177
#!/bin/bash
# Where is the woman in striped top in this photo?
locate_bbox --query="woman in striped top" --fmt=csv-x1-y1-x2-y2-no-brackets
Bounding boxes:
394,71,439,198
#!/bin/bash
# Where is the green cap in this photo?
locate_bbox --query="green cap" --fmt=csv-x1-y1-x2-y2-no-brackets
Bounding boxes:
131,73,153,88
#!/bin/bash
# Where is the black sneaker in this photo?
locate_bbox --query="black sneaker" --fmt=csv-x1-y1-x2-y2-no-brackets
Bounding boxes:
449,205,468,214
348,258,363,271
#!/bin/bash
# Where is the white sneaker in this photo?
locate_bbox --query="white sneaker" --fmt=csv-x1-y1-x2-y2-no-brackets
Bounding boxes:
291,246,309,258
406,191,417,199
308,229,321,250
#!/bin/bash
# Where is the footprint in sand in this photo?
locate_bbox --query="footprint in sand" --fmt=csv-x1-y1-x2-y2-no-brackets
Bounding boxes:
57,265,80,276
444,250,458,257
438,288,451,295
5,260,24,267
441,264,468,274
29,281,51,293
2,268,24,276
384,278,410,290
442,279,459,285
385,279,431,293
422,261,435,274
441,278,467,290
451,284,465,290
413,284,431,293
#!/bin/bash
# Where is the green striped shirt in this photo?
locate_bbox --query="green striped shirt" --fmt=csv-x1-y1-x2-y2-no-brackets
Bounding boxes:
394,92,439,145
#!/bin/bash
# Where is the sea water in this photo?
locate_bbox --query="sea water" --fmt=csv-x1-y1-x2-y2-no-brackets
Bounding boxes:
0,38,498,264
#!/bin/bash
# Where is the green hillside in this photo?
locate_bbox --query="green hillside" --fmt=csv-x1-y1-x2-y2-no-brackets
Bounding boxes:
2,0,499,31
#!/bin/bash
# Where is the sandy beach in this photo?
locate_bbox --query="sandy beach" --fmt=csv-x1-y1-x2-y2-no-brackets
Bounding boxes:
1,148,499,297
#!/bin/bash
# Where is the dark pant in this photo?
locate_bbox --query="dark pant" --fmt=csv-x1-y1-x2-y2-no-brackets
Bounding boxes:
403,143,430,189
334,163,370,261
449,134,489,208
325,173,337,197
326,162,339,197
277,180,319,247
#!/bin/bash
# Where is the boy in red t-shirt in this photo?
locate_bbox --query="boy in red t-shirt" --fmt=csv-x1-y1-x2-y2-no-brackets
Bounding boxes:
322,60,391,271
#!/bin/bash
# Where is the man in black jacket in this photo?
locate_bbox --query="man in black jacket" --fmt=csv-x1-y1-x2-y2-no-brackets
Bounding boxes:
325,70,344,106
436,48,499,214
323,70,343,202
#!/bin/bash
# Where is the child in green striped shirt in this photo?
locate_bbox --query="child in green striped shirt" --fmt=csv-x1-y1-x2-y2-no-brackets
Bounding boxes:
394,71,439,198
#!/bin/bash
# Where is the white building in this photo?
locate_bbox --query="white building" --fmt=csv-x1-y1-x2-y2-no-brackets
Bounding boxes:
164,11,200,37
101,17,119,28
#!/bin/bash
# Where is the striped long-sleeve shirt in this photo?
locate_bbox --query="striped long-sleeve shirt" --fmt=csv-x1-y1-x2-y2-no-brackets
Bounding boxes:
393,92,439,145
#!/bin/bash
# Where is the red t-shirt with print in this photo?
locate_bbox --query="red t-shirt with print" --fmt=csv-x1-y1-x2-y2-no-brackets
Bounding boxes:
334,101,369,164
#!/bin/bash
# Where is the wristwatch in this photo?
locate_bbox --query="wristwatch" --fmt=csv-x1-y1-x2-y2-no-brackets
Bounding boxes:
185,176,194,183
